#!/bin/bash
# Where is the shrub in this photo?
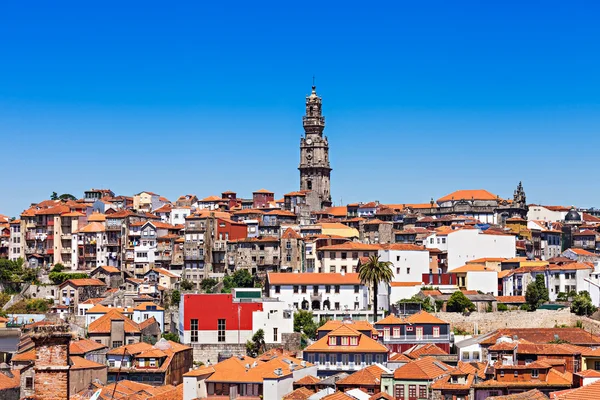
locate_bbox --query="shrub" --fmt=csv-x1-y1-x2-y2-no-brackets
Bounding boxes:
497,303,508,312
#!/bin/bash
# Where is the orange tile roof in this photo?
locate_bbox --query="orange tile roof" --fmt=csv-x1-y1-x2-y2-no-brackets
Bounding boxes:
406,343,448,358
322,392,355,400
336,364,387,386
375,314,404,325
369,392,395,400
70,337,107,355
88,309,140,334
379,243,426,251
305,325,388,353
0,367,20,390
78,221,106,233
153,267,179,278
451,264,497,273
390,281,422,287
481,328,600,346
133,302,165,311
138,316,158,330
393,356,451,380
253,188,274,194
496,296,526,303
60,278,106,288
405,311,448,325
294,375,321,385
318,320,378,334
107,342,154,356
96,265,120,274
283,387,315,400
268,272,361,285
566,248,598,256
70,355,106,370
437,189,499,203
281,227,302,239
11,348,35,362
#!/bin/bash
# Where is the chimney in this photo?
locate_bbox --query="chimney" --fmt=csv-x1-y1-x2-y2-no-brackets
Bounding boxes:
30,324,72,400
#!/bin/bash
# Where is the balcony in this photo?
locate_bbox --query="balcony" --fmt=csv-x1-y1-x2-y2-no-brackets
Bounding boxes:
26,222,36,229
105,224,122,231
61,247,72,254
310,293,322,301
106,239,120,246
61,233,72,240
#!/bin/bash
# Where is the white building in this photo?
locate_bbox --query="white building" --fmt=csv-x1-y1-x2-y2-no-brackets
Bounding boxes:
425,228,516,271
8,220,22,261
132,302,165,332
266,272,371,319
317,242,381,273
527,205,578,222
170,206,192,226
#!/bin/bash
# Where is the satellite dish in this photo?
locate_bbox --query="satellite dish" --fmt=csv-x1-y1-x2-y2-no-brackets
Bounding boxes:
89,389,102,400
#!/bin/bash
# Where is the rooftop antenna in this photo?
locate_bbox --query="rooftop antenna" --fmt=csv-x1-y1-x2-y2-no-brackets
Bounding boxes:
312,75,315,86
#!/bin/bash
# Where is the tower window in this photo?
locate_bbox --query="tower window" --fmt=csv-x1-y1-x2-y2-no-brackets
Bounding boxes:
307,180,312,190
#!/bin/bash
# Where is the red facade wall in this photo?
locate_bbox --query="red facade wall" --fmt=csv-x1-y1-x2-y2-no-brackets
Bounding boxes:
182,294,263,330
216,219,247,241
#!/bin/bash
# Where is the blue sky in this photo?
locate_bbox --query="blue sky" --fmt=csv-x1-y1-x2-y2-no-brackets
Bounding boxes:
1,1,599,217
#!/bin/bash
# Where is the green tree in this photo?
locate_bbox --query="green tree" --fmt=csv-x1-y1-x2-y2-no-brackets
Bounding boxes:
525,275,549,311
49,272,89,285
0,258,24,282
246,329,266,357
397,295,435,313
50,191,58,200
571,291,597,316
222,269,254,293
497,303,508,311
51,263,65,272
171,290,181,306
358,255,393,323
447,291,475,313
200,278,218,293
162,332,180,343
180,279,194,291
294,310,318,341
58,193,77,201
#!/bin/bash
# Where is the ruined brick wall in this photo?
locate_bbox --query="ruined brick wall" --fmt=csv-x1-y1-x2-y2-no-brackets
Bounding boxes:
31,326,71,400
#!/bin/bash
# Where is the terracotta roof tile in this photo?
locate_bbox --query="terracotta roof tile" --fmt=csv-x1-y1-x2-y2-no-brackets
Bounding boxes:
336,364,387,386
437,189,499,203
281,227,302,239
496,296,526,303
283,387,315,400
70,355,106,370
305,325,387,353
60,278,106,288
88,309,140,334
393,356,452,380
70,337,107,355
404,311,448,325
294,375,321,385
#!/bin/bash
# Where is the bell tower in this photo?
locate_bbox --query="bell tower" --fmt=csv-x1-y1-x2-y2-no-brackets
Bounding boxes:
299,85,332,211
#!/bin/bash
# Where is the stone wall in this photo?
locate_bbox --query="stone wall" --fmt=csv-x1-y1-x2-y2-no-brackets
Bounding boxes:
23,284,59,301
435,309,577,334
190,343,247,365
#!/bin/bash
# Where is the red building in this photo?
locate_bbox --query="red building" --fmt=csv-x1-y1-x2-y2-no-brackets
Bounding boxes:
214,217,247,241
252,189,274,209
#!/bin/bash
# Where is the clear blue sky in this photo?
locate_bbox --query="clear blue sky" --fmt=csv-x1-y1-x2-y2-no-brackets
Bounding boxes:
1,1,599,217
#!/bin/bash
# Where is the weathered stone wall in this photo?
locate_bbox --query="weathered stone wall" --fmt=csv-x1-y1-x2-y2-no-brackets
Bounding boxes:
435,309,577,334
23,284,59,301
190,343,246,365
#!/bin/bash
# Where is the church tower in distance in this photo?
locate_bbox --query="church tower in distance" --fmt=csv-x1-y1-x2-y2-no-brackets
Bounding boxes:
299,85,332,211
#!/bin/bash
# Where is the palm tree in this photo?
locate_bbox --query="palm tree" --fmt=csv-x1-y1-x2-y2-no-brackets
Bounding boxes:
358,255,393,324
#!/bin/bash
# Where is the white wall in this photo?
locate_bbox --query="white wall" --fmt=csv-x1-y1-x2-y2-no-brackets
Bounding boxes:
252,301,293,344
269,283,369,312
171,208,191,226
379,249,430,283
133,309,165,332
427,229,515,270
527,206,573,222
389,285,422,304
466,271,498,295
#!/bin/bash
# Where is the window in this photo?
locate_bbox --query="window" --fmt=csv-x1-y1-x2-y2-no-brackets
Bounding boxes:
108,360,115,367
329,354,337,365
341,252,347,259
352,252,358,260
419,385,427,398
462,351,469,360
395,385,404,399
325,285,331,293
335,302,340,310
329,252,336,259
301,285,307,293
406,267,411,274
514,371,518,377
409,385,417,399
335,285,340,294
350,336,358,346
442,238,446,244
328,336,336,346
354,285,359,293
354,354,361,364
364,354,372,364
286,241,291,249
273,327,278,342
319,354,326,365
341,266,347,273
396,255,400,261
329,266,336,273
293,285,299,293
286,253,292,262
396,267,400,274
112,341,123,348
275,286,280,294
532,369,539,378
354,301,359,309
25,376,33,389
376,354,384,364
341,336,349,346
342,354,349,365
393,327,400,338
433,326,440,338
218,319,226,342
191,319,198,342
500,370,505,377
149,358,157,367
473,351,480,360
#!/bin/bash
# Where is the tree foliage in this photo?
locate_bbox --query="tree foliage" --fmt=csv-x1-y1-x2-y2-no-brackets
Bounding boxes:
246,329,266,357
447,291,475,313
358,255,393,323
180,279,194,291
222,269,254,293
571,291,597,316
397,295,435,313
525,275,549,311
49,272,89,285
200,278,218,293
170,290,181,307
162,332,180,343
294,310,319,341
0,258,25,282
497,303,508,311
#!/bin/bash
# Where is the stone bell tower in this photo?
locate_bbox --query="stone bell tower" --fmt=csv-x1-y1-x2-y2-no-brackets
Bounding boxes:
299,85,332,211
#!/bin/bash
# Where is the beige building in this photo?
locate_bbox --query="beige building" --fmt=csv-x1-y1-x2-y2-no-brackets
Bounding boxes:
317,242,381,273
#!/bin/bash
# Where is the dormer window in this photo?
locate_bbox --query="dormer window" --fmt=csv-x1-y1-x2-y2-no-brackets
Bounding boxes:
350,336,358,346
328,337,336,346
532,369,539,378
341,337,349,346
